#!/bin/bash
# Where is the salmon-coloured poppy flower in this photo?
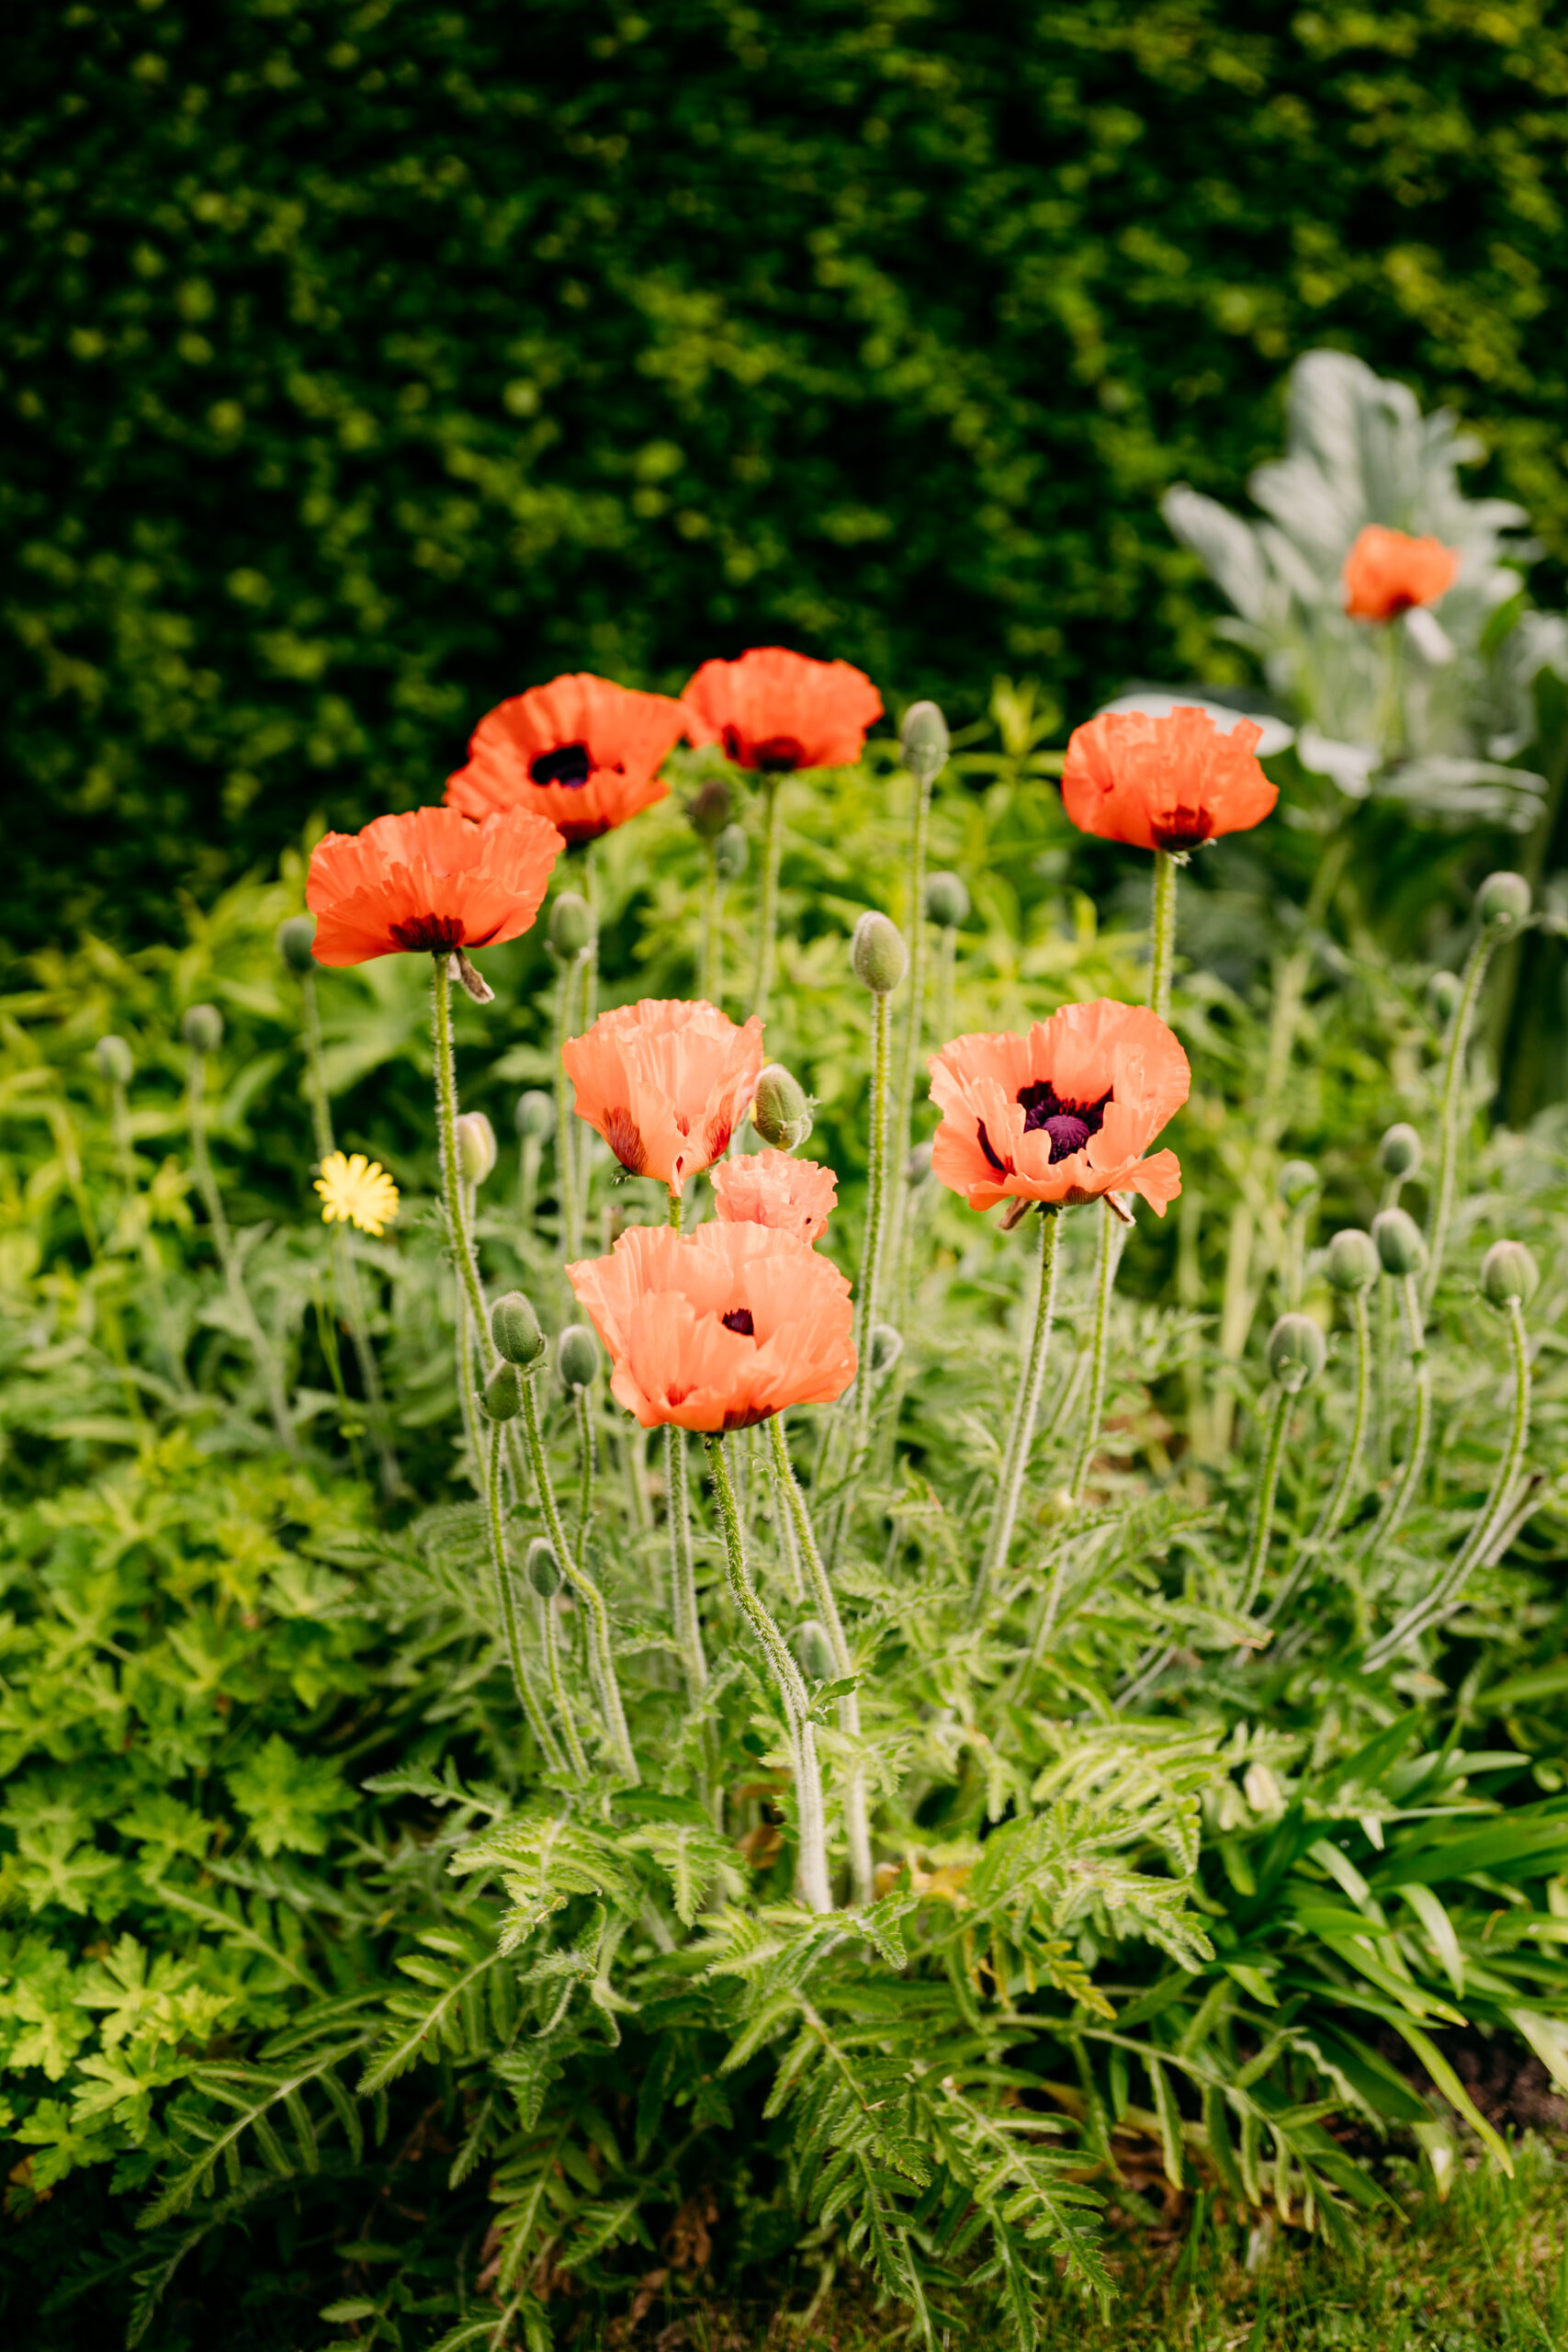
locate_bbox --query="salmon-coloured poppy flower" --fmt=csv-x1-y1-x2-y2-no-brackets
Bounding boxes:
569,1221,855,1431
929,1000,1190,1217
445,673,689,844
1342,526,1460,623
1062,707,1277,854
711,1149,838,1244
682,647,883,774
562,999,765,1195
307,806,563,967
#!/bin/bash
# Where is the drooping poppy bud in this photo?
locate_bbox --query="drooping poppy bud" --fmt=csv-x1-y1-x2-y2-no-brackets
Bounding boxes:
525,1536,562,1597
1325,1229,1380,1293
483,1363,525,1420
548,891,595,959
713,822,750,881
515,1088,556,1140
276,914,317,974
182,1004,223,1055
901,699,950,785
95,1035,134,1086
1378,1122,1423,1178
456,1111,498,1185
751,1063,813,1152
851,910,908,994
924,870,970,929
1477,871,1531,933
558,1323,601,1390
1372,1206,1427,1276
1277,1159,1318,1209
1267,1312,1326,1392
686,777,733,840
1481,1238,1539,1307
1427,970,1461,1027
491,1289,547,1369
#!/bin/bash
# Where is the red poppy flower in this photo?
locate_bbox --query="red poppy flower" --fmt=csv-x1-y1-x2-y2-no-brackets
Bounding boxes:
445,673,689,844
568,1221,856,1431
1062,707,1277,853
562,998,765,1195
711,1149,838,1243
307,806,563,967
682,647,883,774
929,1000,1190,1216
1342,526,1460,623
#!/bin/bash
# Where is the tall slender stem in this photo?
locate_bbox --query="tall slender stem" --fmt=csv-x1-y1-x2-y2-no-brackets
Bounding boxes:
186,1051,298,1453
537,1577,588,1778
1238,1386,1292,1614
1423,929,1495,1311
933,922,957,1057
1266,1292,1371,1624
484,1423,566,1770
707,1433,831,1913
431,957,490,1333
702,854,728,1009
973,1205,1063,1613
851,987,895,1443
1357,1275,1432,1572
886,766,934,1272
1066,1201,1126,1503
769,1415,873,1905
519,1374,637,1781
752,775,785,1022
661,1186,710,1700
1148,848,1179,1026
574,1387,597,1571
553,957,581,1261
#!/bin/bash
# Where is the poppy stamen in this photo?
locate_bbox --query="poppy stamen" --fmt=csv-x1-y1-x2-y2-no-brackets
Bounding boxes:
1017,1080,1112,1164
529,741,593,789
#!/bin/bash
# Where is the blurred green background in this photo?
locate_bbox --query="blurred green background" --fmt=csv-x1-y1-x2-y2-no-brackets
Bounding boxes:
5,0,1568,948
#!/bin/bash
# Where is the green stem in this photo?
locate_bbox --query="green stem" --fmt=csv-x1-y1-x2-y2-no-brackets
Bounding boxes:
707,1433,831,1913
1423,928,1495,1311
574,1386,597,1572
186,1050,298,1453
702,854,727,1008
1266,1291,1371,1624
665,1419,708,1699
553,957,580,1261
933,922,957,1057
485,1422,567,1770
537,1575,588,1779
431,956,490,1333
1066,1201,1126,1503
770,1415,873,1906
1238,1386,1292,1614
851,987,895,1444
1357,1276,1432,1572
886,765,934,1272
520,1374,637,1780
1148,848,1179,1026
973,1205,1063,1613
752,775,785,1022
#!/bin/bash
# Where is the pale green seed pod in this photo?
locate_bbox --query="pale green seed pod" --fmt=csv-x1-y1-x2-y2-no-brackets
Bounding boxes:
1427,970,1461,1027
713,822,750,881
1378,1122,1422,1179
558,1323,600,1390
525,1536,562,1597
870,1324,903,1377
1372,1205,1427,1276
456,1111,498,1185
515,1088,556,1141
751,1063,812,1151
182,1004,223,1055
483,1363,525,1420
901,699,950,785
276,914,317,974
851,910,908,993
1477,870,1530,933
687,777,733,840
1277,1158,1318,1210
548,891,594,958
491,1289,546,1369
1481,1238,1539,1307
94,1035,134,1086
1267,1312,1326,1392
923,869,970,929
1325,1228,1380,1294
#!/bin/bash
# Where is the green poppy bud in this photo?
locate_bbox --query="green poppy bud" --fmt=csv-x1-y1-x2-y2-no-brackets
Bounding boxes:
548,891,594,959
687,777,733,840
491,1289,546,1369
1267,1311,1326,1392
1477,870,1530,933
793,1618,835,1681
276,914,317,974
1378,1122,1423,1179
182,1003,223,1055
751,1063,812,1152
923,870,970,929
482,1363,525,1421
1372,1205,1427,1277
713,821,750,882
1480,1238,1539,1308
456,1111,498,1185
901,699,950,786
1278,1158,1318,1210
870,1324,903,1378
558,1323,600,1390
525,1536,562,1597
1427,970,1461,1027
851,910,908,994
515,1088,556,1141
94,1035,134,1086
1325,1228,1380,1294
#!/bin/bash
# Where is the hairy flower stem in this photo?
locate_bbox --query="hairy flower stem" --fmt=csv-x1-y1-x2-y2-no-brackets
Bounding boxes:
886,762,934,1270
1357,1276,1432,1574
552,956,581,1261
432,958,494,1488
1266,1293,1371,1625
933,921,958,1060
186,1047,298,1454
520,1374,637,1781
751,775,784,1022
537,1580,588,1778
702,851,728,1009
973,1204,1063,1615
770,1414,873,1906
485,1423,568,1770
1066,1201,1127,1504
1238,1385,1292,1613
660,1189,710,1703
574,1389,597,1571
1148,848,1179,1025
707,1433,831,1913
1424,926,1496,1311
1366,1297,1531,1668
824,982,896,1563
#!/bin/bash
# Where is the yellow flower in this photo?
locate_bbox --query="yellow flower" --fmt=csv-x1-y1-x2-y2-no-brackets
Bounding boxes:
315,1150,400,1238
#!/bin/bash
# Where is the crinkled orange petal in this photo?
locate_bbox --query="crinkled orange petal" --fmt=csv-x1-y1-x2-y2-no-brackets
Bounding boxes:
682,647,882,773
1342,526,1461,623
711,1149,838,1243
307,806,563,967
1061,707,1277,853
445,673,688,842
562,999,765,1194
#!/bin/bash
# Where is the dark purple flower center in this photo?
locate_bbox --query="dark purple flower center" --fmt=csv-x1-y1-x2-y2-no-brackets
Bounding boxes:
530,741,593,788
389,913,467,953
726,725,806,775
1002,1078,1114,1166
1150,806,1213,852
721,1306,755,1336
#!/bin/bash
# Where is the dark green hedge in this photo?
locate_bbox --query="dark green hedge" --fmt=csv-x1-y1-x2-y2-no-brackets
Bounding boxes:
4,0,1567,944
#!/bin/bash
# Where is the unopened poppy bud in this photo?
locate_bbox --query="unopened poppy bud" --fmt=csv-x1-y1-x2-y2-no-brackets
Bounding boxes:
456,1111,498,1185
1325,1228,1380,1294
548,891,594,959
482,1363,525,1420
94,1035,133,1086
182,1004,223,1055
923,870,970,929
713,822,750,882
1481,1238,1539,1308
870,1324,903,1377
901,699,950,786
1267,1312,1326,1393
751,1063,812,1151
525,1536,561,1597
491,1289,546,1369
276,914,317,974
851,910,908,994
1277,1158,1318,1209
1378,1122,1423,1179
1427,970,1461,1027
687,777,733,840
515,1088,556,1141
907,1140,933,1187
558,1323,600,1390
1477,870,1530,933
793,1618,835,1682
1372,1205,1427,1276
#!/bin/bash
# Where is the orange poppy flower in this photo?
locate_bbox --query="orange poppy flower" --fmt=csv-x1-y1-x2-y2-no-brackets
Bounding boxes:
711,1148,838,1243
568,1221,856,1430
929,1000,1190,1216
562,998,765,1195
1342,525,1460,623
307,806,563,967
444,673,689,844
682,647,883,774
1061,707,1277,853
